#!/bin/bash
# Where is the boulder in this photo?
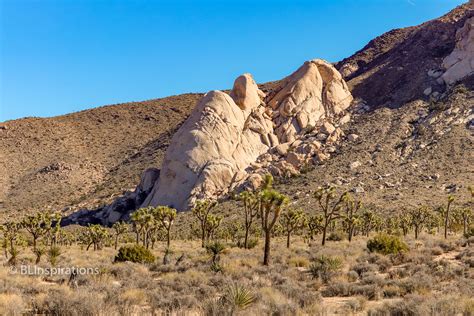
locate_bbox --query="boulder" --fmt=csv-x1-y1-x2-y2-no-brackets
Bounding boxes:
230,73,262,110
267,59,352,143
286,152,307,168
142,75,270,210
347,134,359,142
321,122,336,135
442,17,474,85
349,161,362,170
275,143,291,156
139,60,352,210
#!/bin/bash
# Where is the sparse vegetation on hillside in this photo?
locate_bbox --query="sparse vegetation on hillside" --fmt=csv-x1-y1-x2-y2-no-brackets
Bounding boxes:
0,182,473,314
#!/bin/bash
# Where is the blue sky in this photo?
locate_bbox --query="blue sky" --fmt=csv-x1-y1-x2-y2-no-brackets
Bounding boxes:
0,0,466,122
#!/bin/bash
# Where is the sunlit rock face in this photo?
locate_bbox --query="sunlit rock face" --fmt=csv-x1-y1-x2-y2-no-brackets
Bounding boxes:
142,60,353,210
442,16,474,85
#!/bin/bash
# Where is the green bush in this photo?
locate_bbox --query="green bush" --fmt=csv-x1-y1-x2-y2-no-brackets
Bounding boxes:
114,244,155,264
367,234,408,255
309,255,343,283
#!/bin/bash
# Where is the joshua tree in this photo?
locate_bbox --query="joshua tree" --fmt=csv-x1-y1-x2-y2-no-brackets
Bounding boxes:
205,214,222,242
307,214,323,241
456,208,472,236
21,212,51,251
47,213,62,248
342,194,362,242
409,206,432,239
443,195,455,239
112,221,128,249
192,200,218,247
131,207,155,248
360,210,382,237
280,208,306,248
84,224,109,251
238,191,260,249
153,206,177,248
397,212,411,236
0,221,22,265
259,174,289,265
313,187,348,246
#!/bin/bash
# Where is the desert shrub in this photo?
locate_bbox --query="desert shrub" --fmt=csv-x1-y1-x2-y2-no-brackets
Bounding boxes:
351,262,378,277
345,296,367,313
347,270,359,282
435,240,456,252
361,253,392,272
430,247,443,255
326,231,344,241
456,247,474,267
288,256,310,268
367,234,408,255
48,246,61,266
237,237,259,249
382,285,404,298
349,284,381,300
359,273,385,287
322,282,381,300
309,255,342,283
114,244,155,264
464,227,474,238
321,282,350,297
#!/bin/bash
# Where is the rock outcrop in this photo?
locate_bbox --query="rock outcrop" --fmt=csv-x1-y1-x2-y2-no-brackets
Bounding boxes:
141,75,271,210
140,59,353,210
442,16,474,85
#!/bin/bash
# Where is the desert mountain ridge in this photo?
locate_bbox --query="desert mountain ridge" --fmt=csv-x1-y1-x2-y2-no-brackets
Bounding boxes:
1,2,473,224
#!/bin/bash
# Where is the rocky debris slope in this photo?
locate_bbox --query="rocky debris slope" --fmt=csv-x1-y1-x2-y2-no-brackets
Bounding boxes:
263,80,474,213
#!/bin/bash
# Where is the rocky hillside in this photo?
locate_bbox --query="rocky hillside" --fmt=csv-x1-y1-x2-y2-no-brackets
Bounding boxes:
1,2,473,223
0,94,202,219
337,2,473,108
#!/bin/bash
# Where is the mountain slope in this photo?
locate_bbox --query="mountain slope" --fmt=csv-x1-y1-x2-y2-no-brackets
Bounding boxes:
0,94,202,218
337,2,472,108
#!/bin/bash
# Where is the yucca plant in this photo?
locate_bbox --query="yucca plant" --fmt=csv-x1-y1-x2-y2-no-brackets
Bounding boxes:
220,283,256,311
309,255,343,283
206,241,227,272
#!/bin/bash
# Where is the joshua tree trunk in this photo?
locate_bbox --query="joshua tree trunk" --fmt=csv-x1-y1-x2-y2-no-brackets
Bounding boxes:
32,237,37,252
321,220,329,246
166,227,171,248
263,229,271,266
286,231,291,248
244,228,249,249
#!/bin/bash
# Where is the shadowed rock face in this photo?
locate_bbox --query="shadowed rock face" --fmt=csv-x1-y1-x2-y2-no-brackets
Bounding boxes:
141,59,352,211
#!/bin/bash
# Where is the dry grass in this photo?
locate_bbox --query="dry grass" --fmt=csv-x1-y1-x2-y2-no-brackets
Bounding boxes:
0,232,472,315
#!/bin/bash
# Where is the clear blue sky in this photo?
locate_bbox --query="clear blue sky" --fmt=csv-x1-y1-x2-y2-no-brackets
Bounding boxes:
0,0,466,122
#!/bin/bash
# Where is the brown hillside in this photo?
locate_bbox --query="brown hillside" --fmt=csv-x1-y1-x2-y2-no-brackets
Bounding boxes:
0,94,202,219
